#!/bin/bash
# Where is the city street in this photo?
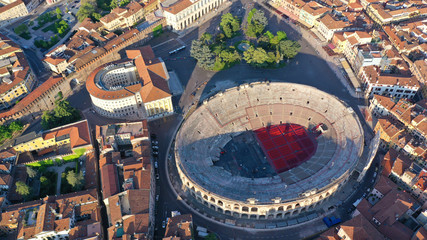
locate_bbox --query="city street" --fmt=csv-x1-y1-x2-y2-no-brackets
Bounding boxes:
12,0,378,238
144,1,378,240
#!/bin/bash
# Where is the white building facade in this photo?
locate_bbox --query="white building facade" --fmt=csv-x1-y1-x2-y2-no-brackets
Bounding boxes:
162,0,226,30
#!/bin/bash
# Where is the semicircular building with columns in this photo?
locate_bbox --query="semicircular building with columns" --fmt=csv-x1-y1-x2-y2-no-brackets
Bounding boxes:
86,46,174,120
174,82,368,220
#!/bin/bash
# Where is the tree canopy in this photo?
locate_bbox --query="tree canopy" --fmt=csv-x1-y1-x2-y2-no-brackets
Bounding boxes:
220,13,240,38
41,97,81,130
77,2,96,22
16,181,30,197
246,9,267,37
190,40,215,70
66,171,84,190
279,40,301,59
26,167,37,178
0,121,23,143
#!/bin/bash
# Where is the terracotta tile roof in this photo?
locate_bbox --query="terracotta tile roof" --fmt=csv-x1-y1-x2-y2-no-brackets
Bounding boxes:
44,57,66,65
101,164,119,198
107,194,122,224
373,94,396,111
54,218,70,232
164,214,193,239
101,12,120,23
413,227,427,240
85,152,97,189
127,189,150,214
319,14,349,30
382,149,399,176
339,214,384,240
0,148,16,160
415,169,427,191
122,213,149,236
0,162,11,172
391,154,411,176
86,45,171,103
377,117,404,139
55,189,98,206
0,174,11,186
374,175,395,195
43,120,92,149
79,18,103,31
0,0,25,14
0,76,63,120
162,0,194,15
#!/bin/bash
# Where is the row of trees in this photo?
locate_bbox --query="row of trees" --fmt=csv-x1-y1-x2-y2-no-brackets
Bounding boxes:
41,94,81,130
34,35,60,49
0,121,23,143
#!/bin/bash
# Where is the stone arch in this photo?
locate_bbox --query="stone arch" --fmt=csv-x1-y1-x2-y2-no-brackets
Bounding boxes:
210,197,216,203
259,215,266,219
225,210,231,215
233,212,240,218
250,215,257,219
284,212,291,217
242,206,249,212
217,200,224,207
276,213,283,218
278,206,284,211
295,203,300,208
251,207,258,212
233,204,240,210
242,214,249,219
203,194,208,200
286,205,292,210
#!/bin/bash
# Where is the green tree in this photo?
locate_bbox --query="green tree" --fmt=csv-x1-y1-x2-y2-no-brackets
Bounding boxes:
8,121,23,132
15,181,30,197
200,33,212,44
92,12,102,21
55,7,62,19
220,13,240,38
40,176,48,185
205,233,218,240
77,2,96,22
243,46,273,67
190,40,215,70
66,170,84,189
279,40,301,59
14,24,28,35
246,9,267,37
26,167,37,178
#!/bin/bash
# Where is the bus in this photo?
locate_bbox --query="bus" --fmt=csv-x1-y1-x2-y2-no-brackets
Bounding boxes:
169,46,186,55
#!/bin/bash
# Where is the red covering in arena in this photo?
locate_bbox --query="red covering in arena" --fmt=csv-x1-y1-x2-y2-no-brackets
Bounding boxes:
254,124,317,173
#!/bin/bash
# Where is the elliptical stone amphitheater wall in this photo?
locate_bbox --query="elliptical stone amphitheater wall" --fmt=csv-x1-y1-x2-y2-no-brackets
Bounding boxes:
174,82,365,219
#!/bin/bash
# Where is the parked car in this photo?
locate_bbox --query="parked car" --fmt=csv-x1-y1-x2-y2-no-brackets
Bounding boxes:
156,195,159,201
152,140,158,145
156,174,159,180
162,221,166,228
155,161,158,168
152,146,159,150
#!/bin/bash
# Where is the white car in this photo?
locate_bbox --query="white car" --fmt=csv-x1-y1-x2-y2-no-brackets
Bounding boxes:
152,146,159,150
155,161,158,168
162,221,166,228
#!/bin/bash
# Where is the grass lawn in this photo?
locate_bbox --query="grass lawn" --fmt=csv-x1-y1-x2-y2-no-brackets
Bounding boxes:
42,22,58,33
19,32,32,40
63,148,86,162
26,159,54,168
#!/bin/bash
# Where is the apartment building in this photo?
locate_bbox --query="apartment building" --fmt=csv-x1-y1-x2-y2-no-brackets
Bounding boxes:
366,3,427,26
0,34,36,110
12,120,92,154
100,1,145,32
298,1,329,28
359,65,420,99
0,189,101,239
162,0,226,30
0,0,28,27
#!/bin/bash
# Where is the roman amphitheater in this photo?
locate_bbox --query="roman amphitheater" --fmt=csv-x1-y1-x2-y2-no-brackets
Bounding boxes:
173,82,367,220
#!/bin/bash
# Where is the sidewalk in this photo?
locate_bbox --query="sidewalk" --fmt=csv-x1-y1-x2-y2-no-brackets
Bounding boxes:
177,0,233,38
258,0,361,99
